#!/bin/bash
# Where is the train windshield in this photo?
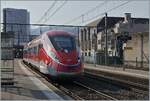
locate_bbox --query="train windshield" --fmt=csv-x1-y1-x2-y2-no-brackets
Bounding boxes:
49,35,76,51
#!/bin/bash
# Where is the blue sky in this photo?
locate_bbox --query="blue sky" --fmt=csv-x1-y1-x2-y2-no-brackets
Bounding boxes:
1,0,149,25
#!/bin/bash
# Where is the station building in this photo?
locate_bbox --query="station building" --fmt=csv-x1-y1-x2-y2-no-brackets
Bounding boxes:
79,18,101,63
79,13,149,67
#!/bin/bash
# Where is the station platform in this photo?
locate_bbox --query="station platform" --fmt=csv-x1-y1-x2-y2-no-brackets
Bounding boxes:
84,63,149,80
1,59,71,100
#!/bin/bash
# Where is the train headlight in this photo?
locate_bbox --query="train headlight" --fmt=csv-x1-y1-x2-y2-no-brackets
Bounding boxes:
48,51,59,62
77,57,81,62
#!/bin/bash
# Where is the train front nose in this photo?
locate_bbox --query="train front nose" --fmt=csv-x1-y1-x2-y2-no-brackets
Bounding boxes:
53,50,83,76
47,34,83,77
58,49,78,64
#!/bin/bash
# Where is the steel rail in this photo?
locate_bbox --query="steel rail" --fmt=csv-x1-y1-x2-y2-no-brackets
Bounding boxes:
73,81,118,100
56,85,83,100
22,60,83,100
84,71,149,92
23,61,117,100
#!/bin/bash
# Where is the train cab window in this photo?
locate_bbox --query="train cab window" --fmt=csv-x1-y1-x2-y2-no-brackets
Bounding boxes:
49,35,76,51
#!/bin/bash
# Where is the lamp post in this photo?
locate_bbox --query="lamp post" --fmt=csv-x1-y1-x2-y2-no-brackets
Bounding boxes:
105,12,108,65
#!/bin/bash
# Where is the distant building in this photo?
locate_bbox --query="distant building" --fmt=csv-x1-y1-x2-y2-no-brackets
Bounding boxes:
97,13,149,66
79,13,149,66
79,18,101,63
114,13,149,67
97,16,124,55
3,8,30,46
123,31,149,68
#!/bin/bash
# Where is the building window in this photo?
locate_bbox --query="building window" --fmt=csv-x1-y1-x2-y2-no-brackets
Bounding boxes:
88,28,90,40
81,29,83,41
111,39,115,46
98,40,101,44
94,29,96,34
88,52,91,56
85,52,87,56
107,35,111,41
108,51,112,55
84,29,87,41
82,53,84,57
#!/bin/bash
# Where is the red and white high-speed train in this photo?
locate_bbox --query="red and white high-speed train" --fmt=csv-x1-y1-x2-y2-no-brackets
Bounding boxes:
23,30,83,78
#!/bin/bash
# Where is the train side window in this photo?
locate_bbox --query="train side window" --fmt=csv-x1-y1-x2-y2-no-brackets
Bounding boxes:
33,47,35,54
35,46,38,55
34,47,36,54
39,44,43,49
31,47,34,54
29,48,30,53
31,48,33,54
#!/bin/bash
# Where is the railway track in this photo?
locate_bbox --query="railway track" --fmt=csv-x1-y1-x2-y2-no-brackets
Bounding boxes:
73,81,117,100
55,81,118,100
22,61,149,100
84,71,149,92
22,61,117,100
75,72,149,100
85,68,149,86
54,74,148,100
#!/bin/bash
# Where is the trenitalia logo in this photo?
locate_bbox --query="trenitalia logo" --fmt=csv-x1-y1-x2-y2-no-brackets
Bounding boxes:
67,59,72,62
64,49,68,53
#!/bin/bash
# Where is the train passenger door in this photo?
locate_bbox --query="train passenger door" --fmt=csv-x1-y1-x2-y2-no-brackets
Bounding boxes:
34,46,38,62
38,43,43,63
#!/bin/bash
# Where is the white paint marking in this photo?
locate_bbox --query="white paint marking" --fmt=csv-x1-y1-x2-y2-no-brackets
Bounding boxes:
18,60,63,100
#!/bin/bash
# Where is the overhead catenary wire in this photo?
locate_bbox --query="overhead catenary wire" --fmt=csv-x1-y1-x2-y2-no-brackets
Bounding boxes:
106,1,131,13
1,22,96,28
83,1,132,24
84,1,107,15
66,1,132,25
37,0,57,23
64,1,107,24
87,1,131,22
43,0,68,24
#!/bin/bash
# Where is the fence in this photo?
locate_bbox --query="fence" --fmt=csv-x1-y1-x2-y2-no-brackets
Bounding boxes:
1,32,14,85
96,52,123,65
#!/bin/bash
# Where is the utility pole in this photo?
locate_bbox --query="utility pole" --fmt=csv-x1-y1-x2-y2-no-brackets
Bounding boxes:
82,14,84,24
141,33,143,68
40,26,42,35
77,27,80,46
105,12,108,65
94,29,97,67
4,9,6,33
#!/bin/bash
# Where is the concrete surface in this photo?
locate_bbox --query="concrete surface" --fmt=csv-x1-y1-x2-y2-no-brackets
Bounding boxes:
84,63,149,79
1,59,70,100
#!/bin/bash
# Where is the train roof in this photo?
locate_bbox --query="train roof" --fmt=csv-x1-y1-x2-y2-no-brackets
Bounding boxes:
24,30,75,48
46,30,74,36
